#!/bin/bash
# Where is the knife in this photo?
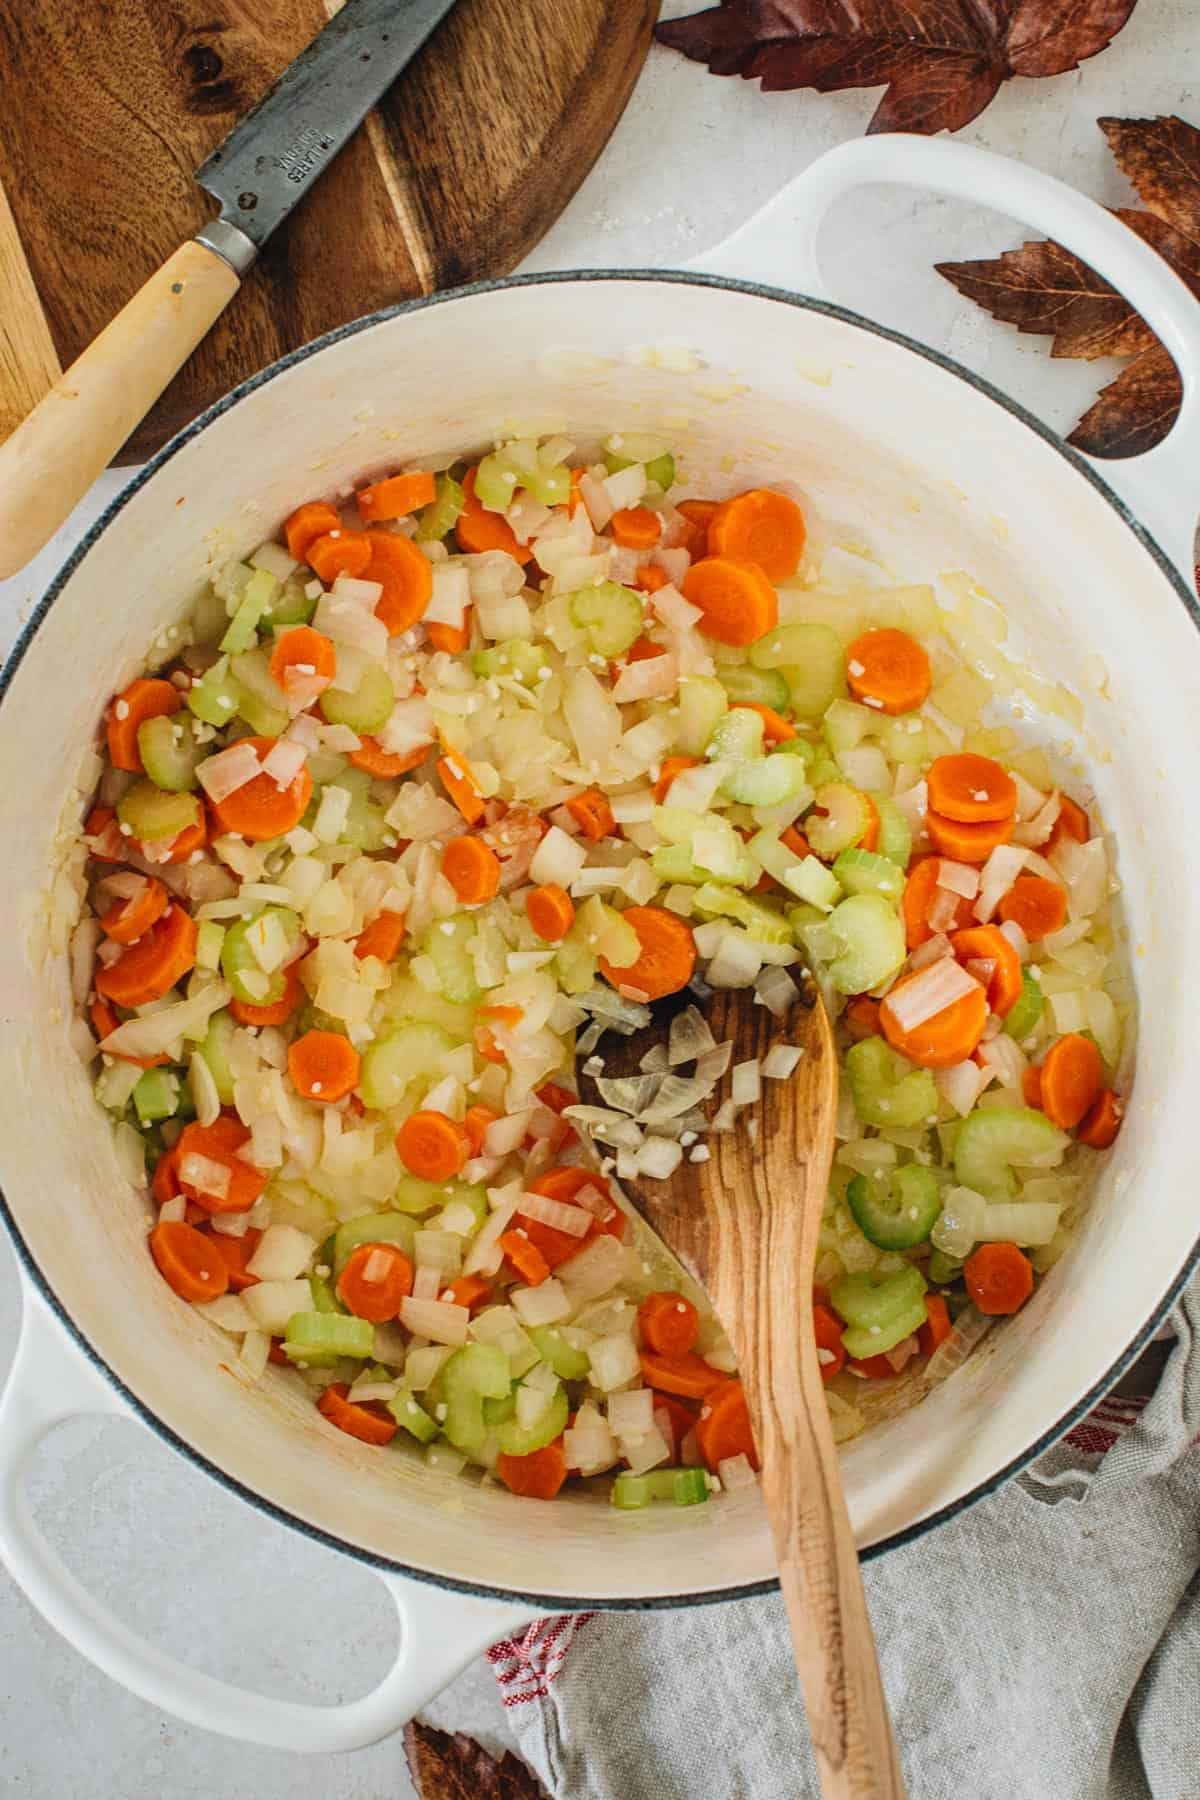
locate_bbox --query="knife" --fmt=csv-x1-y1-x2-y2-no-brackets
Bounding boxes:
0,0,459,580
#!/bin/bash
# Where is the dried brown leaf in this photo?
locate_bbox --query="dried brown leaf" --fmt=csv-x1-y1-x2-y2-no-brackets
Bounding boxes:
403,1722,550,1800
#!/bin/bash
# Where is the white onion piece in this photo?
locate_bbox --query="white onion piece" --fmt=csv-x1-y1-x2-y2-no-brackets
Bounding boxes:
612,653,679,704
976,1032,1028,1087
974,845,1029,922
529,825,589,888
262,738,308,790
997,918,1030,962
661,761,725,812
909,932,953,970
178,1153,229,1200
754,966,797,1019
518,1192,591,1237
936,859,979,899
1012,791,1062,847
718,1453,757,1491
731,1059,762,1106
100,981,231,1064
398,1297,470,1345
651,550,692,591
579,471,614,531
246,1224,316,1282
482,1110,533,1156
1011,772,1048,821
197,741,262,802
926,885,962,934
762,1043,803,1079
925,1305,994,1384
604,463,647,511
637,1136,684,1178
1050,835,1108,919
425,563,470,628
331,574,383,609
886,959,981,1033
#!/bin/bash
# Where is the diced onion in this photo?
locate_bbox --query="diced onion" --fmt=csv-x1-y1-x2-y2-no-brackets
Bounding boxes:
925,1305,993,1383
754,966,797,1018
973,845,1029,922
262,739,308,790
637,1136,684,1178
178,1152,230,1201
399,1297,470,1345
518,1192,591,1237
762,1043,803,1079
242,1279,312,1335
246,1224,316,1282
510,1279,571,1327
579,472,614,532
198,741,262,802
933,1060,992,1117
612,653,679,704
1049,835,1108,919
1012,791,1062,847
425,563,471,628
604,463,647,511
482,1111,533,1156
936,859,979,899
530,825,589,888
976,1033,1028,1087
731,1059,762,1105
997,918,1029,962
909,932,953,970
717,1453,757,1491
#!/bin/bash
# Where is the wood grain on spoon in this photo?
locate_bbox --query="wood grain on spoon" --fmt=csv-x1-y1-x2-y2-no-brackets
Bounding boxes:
579,983,905,1798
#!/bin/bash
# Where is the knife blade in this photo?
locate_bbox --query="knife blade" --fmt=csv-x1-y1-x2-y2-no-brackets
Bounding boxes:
195,0,459,270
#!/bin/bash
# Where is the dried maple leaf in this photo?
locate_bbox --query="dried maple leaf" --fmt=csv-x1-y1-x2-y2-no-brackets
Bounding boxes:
656,0,1140,137
937,115,1200,456
403,1721,550,1800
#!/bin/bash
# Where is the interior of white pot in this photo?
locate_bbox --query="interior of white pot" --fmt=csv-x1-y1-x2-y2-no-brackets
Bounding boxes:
2,276,1198,1605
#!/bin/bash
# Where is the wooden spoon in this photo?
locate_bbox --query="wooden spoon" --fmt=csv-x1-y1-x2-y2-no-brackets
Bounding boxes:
577,981,905,1798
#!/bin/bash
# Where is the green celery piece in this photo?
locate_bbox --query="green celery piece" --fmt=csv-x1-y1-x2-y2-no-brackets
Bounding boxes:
283,1312,374,1363
830,1265,927,1331
717,665,791,712
844,1036,937,1130
527,1326,590,1381
846,1166,941,1252
388,1388,439,1443
471,641,550,684
417,473,465,542
220,568,277,654
841,1296,930,1360
927,1249,965,1286
494,1383,568,1458
1004,970,1044,1040
422,914,480,1005
133,1068,179,1125
116,781,201,844
186,655,241,728
824,893,906,995
220,908,302,1007
332,1212,417,1276
360,1021,456,1112
953,1105,1068,1201
441,1343,513,1454
832,847,904,901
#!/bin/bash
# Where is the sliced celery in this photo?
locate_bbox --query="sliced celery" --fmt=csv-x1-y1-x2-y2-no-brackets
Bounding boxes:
954,1106,1068,1201
220,568,277,654
133,1068,180,1126
750,622,846,716
841,1297,929,1361
230,647,290,736
473,452,520,511
523,460,571,507
220,907,303,1007
388,1388,439,1443
871,795,913,868
717,666,791,712
417,473,465,542
197,1009,237,1105
284,1312,374,1364
722,755,812,810
186,655,241,728
675,675,727,756
612,1467,709,1509
441,1343,512,1455
832,847,904,900
604,435,675,491
360,1020,457,1111
195,919,226,974
872,712,930,766
321,660,394,733
707,708,764,765
482,1392,517,1426
824,893,906,994
806,782,874,857
568,582,644,657
495,1383,568,1458
116,782,201,843
847,1166,940,1251
823,698,876,754
260,572,318,627
1004,970,1044,1040
831,1265,927,1331
692,884,793,945
472,641,550,684
527,1326,591,1381
844,1036,937,1129
927,1249,965,1285
422,914,480,1004
332,1212,417,1275
138,713,205,792
392,1174,454,1216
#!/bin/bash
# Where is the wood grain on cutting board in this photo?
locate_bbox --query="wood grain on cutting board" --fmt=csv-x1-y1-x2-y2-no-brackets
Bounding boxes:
0,0,656,458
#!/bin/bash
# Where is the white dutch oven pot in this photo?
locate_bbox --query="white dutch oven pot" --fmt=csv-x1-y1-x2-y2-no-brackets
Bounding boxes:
1,137,1199,1751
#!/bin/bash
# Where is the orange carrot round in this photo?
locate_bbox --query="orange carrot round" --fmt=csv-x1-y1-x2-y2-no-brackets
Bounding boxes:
204,1227,262,1292
927,753,1017,824
526,883,574,942
1022,1065,1043,1108
149,1220,229,1303
879,970,988,1069
365,530,434,634
307,530,373,584
496,1438,568,1500
637,1349,726,1400
288,1029,360,1103
444,1273,493,1312
441,836,501,905
499,1229,552,1288
682,555,778,647
337,1242,414,1320
917,1293,953,1356
100,874,169,945
696,1376,760,1472
845,628,931,716
155,813,209,865
654,755,699,803
1077,1088,1123,1149
997,874,1068,941
356,470,436,523
950,923,1023,1017
284,500,340,562
317,1382,397,1446
1039,1032,1104,1129
843,995,882,1041
925,809,1015,863
708,488,806,582
396,1109,471,1180
230,960,303,1027
610,505,661,550
94,902,197,1007
1048,792,1090,849
454,467,531,562
175,1114,268,1213
638,1290,700,1358
207,735,312,841
348,735,429,778
813,1302,846,1382
964,1241,1034,1315
427,616,472,655
268,625,336,695
676,497,717,558
598,905,696,1001
107,678,181,773
635,562,670,593
354,909,407,963
565,788,615,842
437,753,485,824
463,1104,500,1156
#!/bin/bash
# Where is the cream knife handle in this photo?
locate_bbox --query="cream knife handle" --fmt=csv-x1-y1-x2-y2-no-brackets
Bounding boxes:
0,228,252,579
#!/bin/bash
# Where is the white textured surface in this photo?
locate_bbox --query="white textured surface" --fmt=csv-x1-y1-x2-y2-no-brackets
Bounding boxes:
0,5,1196,1787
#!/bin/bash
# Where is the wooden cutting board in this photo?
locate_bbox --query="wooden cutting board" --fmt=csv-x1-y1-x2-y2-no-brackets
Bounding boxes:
0,0,657,460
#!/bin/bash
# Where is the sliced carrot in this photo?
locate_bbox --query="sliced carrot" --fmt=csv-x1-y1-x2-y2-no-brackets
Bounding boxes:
531,1082,579,1151
107,678,181,773
441,836,501,905
288,1029,361,1103
813,1302,847,1383
99,874,169,945
208,735,313,841
610,505,661,549
964,1241,1034,1316
354,909,407,963
565,788,616,842
175,1114,268,1213
149,1220,228,1303
203,1227,262,1292
917,1293,953,1356
1077,1087,1123,1149
926,809,1015,864
361,530,433,634
1049,792,1091,850
1039,1033,1104,1130
676,497,717,558
515,1168,619,1270
654,755,699,803
598,904,696,1001
638,1349,726,1401
307,530,372,584
735,702,795,743
156,814,208,865
613,636,666,683
567,467,585,518
902,855,973,949
708,488,806,582
682,556,778,647
635,562,670,593
461,1104,499,1158
845,628,931,716
427,615,471,655
396,1109,470,1180
528,1165,610,1207
267,1338,290,1366
499,1229,552,1287
859,793,881,853
638,1290,699,1358
526,883,574,943
454,467,531,562
268,625,336,695
997,874,1068,941
230,960,303,1027
84,805,124,862
444,1272,493,1312
649,1390,699,1457
337,1242,414,1321
696,1377,759,1472
781,824,811,860
950,923,1023,1018
849,1352,903,1380
927,753,1017,824
437,753,485,825
151,1147,181,1204
496,1437,568,1500
94,902,197,1007
317,1382,397,1446
473,1024,508,1064
356,470,437,523
349,736,429,778
843,995,881,1041
284,501,341,561
879,969,988,1069
1022,1065,1043,1108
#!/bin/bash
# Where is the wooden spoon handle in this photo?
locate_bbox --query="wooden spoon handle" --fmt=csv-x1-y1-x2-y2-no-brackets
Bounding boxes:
0,238,241,578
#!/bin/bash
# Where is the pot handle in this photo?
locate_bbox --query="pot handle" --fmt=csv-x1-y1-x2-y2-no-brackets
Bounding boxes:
0,1287,537,1750
694,136,1200,583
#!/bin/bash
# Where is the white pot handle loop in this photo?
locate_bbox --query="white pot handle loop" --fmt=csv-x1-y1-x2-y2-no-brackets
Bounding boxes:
695,136,1200,583
0,1288,536,1749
